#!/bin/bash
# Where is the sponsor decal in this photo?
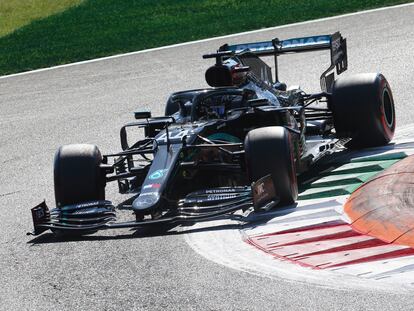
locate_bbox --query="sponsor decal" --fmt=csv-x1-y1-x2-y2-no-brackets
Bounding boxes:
255,182,265,196
233,41,273,52
205,188,238,194
135,192,160,209
252,174,278,210
139,192,158,197
331,37,341,50
69,208,102,215
206,194,239,201
281,35,330,49
331,36,343,63
149,169,168,180
228,36,330,53
74,201,100,208
34,207,45,219
143,183,161,189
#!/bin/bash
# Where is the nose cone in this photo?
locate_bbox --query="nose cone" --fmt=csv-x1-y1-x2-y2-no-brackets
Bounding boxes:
132,192,161,212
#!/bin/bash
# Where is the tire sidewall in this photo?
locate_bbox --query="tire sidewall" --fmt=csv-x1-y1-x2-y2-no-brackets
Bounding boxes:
54,144,105,207
331,73,395,148
245,126,298,206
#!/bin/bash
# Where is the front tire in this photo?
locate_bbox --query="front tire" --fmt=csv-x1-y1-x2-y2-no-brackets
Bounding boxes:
330,73,395,148
244,126,298,207
54,144,105,207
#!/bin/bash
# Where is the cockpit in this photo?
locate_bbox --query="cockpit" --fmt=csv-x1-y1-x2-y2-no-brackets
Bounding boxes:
194,92,248,121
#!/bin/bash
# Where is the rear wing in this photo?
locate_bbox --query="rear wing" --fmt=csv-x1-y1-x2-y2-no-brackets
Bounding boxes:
206,32,347,92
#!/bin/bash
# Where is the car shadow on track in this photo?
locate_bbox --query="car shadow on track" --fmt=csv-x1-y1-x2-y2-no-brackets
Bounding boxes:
26,207,302,245
26,215,247,245
26,186,305,245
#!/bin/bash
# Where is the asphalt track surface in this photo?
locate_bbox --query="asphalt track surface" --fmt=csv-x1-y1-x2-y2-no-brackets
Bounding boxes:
1,4,414,311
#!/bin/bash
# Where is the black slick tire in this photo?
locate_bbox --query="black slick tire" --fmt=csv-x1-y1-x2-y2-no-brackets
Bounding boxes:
54,144,105,207
330,73,395,148
244,126,298,206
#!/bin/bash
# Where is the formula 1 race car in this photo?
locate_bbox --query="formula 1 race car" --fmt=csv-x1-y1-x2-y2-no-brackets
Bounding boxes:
29,32,396,236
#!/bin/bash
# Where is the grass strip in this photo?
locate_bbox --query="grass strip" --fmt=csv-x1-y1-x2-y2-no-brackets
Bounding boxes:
0,0,411,75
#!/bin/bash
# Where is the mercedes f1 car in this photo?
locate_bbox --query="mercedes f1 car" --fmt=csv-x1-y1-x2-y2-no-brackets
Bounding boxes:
29,32,396,236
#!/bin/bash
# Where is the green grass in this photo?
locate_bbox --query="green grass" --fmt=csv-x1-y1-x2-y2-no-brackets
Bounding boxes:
0,0,411,75
0,0,84,37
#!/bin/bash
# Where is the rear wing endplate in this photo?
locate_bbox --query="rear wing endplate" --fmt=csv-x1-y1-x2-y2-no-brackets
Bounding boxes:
215,32,347,91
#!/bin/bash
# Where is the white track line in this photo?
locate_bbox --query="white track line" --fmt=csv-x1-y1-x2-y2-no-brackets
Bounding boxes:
1,2,414,80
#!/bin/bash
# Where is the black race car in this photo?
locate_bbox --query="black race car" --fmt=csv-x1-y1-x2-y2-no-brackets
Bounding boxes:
29,32,395,236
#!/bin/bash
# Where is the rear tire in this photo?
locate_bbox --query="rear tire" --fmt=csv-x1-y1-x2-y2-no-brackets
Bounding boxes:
54,144,105,207
330,73,395,148
245,126,298,206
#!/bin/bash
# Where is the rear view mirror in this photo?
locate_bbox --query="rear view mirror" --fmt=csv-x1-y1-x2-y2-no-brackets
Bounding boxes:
134,111,151,119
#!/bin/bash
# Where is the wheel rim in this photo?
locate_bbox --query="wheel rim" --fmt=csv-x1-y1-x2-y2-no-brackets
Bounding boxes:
382,88,394,128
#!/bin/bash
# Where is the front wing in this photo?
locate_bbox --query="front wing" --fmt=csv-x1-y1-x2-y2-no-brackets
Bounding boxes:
28,177,278,236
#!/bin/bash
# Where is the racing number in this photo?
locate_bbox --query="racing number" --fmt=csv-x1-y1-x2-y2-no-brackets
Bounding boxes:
156,129,190,144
